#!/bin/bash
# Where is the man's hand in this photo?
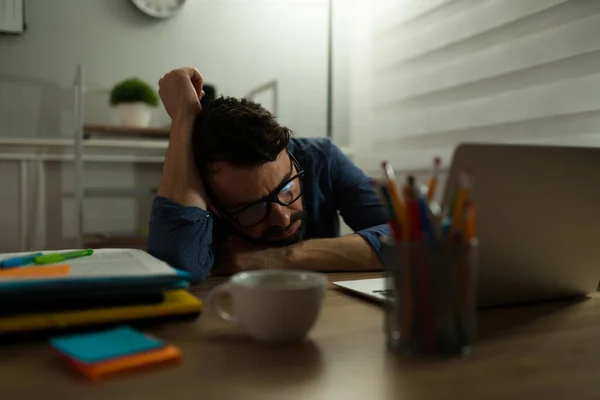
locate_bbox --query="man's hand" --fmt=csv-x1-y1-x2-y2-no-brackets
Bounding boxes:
213,236,292,275
158,67,205,121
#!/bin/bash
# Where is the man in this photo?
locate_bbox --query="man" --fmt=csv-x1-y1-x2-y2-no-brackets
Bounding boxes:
148,67,389,283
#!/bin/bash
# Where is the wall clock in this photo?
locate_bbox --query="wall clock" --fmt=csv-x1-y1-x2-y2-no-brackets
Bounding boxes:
130,0,186,19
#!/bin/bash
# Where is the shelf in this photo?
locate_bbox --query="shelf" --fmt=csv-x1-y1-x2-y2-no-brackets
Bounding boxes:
83,124,170,139
83,187,158,197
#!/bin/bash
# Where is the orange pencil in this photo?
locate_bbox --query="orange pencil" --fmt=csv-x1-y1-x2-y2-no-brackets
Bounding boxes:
427,157,441,202
449,168,472,237
460,199,476,322
381,162,413,344
381,161,408,241
464,199,476,241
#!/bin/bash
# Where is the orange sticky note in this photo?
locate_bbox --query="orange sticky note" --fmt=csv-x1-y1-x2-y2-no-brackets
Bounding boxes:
65,344,182,380
0,264,71,278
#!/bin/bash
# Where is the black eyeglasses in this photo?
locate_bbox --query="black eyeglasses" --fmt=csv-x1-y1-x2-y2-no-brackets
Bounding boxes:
221,153,304,228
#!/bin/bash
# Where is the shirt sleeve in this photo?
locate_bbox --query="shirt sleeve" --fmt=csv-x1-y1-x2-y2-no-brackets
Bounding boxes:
146,196,216,284
328,140,390,262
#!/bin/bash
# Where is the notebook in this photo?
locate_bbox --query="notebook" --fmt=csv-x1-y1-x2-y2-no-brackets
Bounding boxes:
0,248,191,295
0,289,202,335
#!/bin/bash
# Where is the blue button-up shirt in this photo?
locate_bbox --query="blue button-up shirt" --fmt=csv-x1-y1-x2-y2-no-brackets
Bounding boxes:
147,137,390,283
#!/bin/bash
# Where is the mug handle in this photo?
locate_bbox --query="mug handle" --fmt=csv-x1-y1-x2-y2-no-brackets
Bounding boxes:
206,283,238,324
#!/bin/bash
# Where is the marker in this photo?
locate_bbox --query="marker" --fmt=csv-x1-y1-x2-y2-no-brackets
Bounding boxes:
427,157,441,202
34,249,94,265
0,252,43,268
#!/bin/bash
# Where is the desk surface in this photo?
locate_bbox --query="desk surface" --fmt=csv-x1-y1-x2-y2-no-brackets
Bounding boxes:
1,272,599,400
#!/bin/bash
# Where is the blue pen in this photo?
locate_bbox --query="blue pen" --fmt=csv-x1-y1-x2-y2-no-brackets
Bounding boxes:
0,252,43,268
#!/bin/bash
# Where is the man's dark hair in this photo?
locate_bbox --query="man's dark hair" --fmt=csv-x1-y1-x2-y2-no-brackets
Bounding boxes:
191,96,292,180
200,84,216,109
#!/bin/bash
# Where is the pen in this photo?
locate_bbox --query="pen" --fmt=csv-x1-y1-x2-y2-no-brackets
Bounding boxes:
427,157,441,202
0,252,43,268
34,249,94,265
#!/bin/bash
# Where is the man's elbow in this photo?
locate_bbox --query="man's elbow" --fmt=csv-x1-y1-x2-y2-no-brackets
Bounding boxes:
183,253,214,284
147,240,215,285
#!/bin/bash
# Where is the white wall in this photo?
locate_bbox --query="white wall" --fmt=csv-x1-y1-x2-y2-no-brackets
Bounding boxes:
350,0,600,176
0,0,329,138
0,0,338,252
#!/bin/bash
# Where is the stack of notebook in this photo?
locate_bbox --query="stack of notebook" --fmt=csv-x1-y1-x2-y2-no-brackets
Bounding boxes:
50,326,182,380
0,248,202,336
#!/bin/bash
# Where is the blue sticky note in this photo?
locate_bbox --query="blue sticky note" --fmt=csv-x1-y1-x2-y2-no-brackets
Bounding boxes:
50,326,164,364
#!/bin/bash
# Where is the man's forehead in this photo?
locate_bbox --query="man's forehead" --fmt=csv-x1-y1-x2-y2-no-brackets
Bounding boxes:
208,151,286,176
207,151,291,208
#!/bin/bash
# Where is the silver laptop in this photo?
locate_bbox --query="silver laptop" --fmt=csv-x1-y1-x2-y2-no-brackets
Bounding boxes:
334,143,600,308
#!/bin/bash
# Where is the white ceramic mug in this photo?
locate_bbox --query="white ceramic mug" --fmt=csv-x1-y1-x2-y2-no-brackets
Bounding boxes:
206,269,328,343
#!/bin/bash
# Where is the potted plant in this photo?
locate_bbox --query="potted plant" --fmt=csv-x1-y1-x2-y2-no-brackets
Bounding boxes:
109,78,159,127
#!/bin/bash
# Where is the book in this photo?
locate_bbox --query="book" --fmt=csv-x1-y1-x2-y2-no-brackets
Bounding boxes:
0,289,202,335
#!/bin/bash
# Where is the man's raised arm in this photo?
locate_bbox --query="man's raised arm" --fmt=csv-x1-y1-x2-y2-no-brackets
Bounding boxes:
156,67,207,208
147,67,216,283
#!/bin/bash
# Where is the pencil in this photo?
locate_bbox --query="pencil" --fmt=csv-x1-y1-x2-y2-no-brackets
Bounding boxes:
427,157,441,202
407,176,436,352
449,168,472,238
379,185,403,240
381,161,409,241
380,165,413,345
371,179,412,343
462,199,477,332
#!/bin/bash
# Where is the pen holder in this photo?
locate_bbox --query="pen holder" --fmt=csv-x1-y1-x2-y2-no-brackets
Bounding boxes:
382,236,478,357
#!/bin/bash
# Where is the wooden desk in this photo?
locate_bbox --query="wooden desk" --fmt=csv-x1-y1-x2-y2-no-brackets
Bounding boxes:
1,272,599,399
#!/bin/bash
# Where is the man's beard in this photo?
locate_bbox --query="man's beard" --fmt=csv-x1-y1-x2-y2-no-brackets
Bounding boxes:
260,211,307,247
238,211,307,247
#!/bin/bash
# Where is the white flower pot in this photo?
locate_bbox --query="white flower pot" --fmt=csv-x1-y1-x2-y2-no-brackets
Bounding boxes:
116,102,152,127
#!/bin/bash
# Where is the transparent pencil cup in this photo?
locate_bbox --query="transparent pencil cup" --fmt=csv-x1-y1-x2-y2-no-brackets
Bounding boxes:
382,236,478,357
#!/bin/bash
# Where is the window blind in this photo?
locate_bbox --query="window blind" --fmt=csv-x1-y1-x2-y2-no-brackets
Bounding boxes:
349,0,600,175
